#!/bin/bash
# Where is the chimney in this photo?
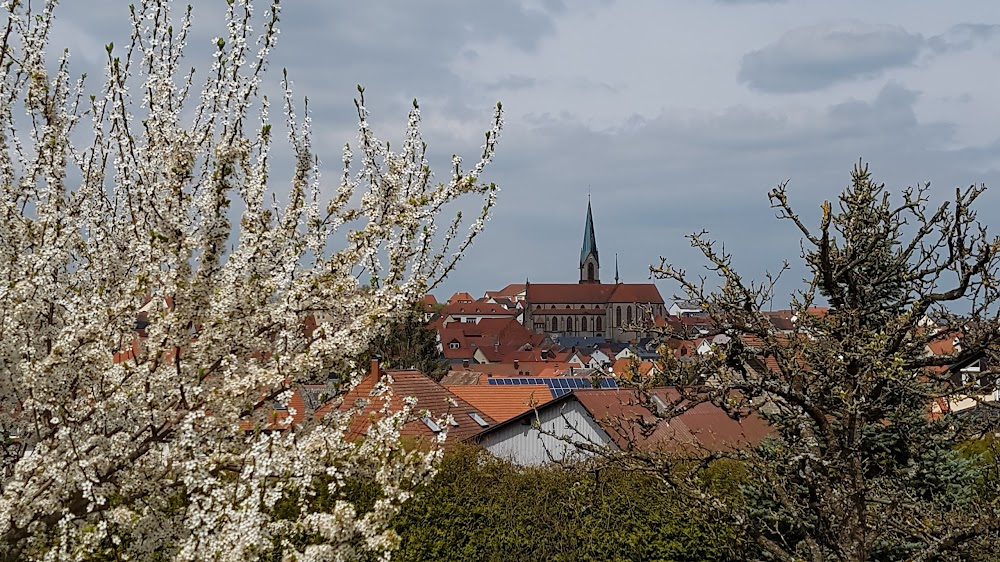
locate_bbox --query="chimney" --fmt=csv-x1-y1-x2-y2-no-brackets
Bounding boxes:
463,358,470,369
514,359,520,370
370,355,381,378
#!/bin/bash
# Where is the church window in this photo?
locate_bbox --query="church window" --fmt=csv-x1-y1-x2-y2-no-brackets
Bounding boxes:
616,306,622,326
551,317,558,332
587,262,595,281
596,317,603,331
627,306,633,325
581,317,588,331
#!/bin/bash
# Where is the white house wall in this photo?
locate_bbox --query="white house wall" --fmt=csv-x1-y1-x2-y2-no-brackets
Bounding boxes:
478,400,613,465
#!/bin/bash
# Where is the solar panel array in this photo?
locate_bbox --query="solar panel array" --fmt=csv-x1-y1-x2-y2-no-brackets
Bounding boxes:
487,376,618,397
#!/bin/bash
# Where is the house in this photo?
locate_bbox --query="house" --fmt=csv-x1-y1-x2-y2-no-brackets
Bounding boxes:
668,299,705,318
484,283,527,304
474,388,772,465
421,294,440,321
437,317,541,365
314,360,496,448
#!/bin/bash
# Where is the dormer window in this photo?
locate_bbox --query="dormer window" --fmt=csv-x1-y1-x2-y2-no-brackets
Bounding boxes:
468,412,489,428
449,341,460,349
421,416,441,433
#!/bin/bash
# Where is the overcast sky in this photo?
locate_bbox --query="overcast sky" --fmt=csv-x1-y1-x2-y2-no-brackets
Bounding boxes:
52,1,1000,306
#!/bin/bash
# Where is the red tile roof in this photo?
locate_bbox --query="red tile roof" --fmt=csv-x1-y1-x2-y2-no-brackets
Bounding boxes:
526,283,663,305
441,302,519,317
447,292,476,304
438,317,537,362
315,369,495,447
485,283,526,299
445,385,553,422
574,388,772,453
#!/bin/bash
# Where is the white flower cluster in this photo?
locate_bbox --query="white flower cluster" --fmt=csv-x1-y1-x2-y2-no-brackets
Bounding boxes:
0,1,501,560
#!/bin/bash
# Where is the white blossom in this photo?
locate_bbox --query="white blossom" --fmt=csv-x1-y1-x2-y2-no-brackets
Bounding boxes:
0,1,501,560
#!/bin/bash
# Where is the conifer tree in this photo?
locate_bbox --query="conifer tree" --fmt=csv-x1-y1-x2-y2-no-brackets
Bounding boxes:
649,162,1000,561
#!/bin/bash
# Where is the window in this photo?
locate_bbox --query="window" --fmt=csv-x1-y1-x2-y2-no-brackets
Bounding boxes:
616,306,622,327
596,317,602,331
468,412,490,428
587,262,595,281
551,317,558,332
581,317,588,331
626,306,633,325
566,316,574,332
449,341,460,349
464,317,475,323
421,416,441,433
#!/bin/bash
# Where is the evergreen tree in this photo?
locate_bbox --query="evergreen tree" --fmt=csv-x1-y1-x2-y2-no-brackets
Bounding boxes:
647,162,1000,561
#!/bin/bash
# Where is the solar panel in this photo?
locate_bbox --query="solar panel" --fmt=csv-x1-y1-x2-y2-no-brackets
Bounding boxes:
485,377,618,394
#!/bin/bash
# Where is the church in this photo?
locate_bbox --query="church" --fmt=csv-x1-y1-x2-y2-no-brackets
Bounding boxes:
523,200,665,343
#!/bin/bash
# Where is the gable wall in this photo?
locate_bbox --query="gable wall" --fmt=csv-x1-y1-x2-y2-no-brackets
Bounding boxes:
478,400,612,465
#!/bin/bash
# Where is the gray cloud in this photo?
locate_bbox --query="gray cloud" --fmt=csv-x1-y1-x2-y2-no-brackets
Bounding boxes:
459,80,996,301
927,23,1000,54
739,21,1000,94
739,21,923,93
739,21,1000,93
40,2,1000,302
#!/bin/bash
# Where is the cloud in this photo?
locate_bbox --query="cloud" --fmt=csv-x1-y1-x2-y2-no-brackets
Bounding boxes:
738,21,923,93
456,79,995,300
927,23,1000,54
740,21,1000,94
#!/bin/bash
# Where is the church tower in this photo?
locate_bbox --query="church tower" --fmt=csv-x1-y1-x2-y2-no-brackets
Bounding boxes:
579,198,600,284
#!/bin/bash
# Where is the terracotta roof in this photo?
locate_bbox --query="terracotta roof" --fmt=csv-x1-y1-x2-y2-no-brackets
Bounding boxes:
608,284,664,304
445,385,553,422
485,283,526,299
316,369,496,447
447,292,476,304
440,302,519,317
574,388,772,453
437,317,536,362
526,283,663,305
440,371,486,385
443,361,576,379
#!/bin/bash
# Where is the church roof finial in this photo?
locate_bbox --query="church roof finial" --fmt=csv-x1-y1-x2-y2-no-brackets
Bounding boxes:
615,253,620,284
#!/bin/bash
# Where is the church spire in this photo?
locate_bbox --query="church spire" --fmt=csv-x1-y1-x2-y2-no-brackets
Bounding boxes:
579,197,600,284
615,253,620,284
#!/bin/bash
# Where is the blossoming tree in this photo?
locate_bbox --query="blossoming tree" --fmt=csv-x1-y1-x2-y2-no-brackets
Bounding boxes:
0,1,501,560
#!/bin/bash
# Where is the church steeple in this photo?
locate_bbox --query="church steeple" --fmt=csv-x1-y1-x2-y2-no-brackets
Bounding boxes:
579,198,600,284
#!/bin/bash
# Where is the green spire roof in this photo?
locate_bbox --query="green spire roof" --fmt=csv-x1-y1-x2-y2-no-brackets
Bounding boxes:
580,199,599,267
